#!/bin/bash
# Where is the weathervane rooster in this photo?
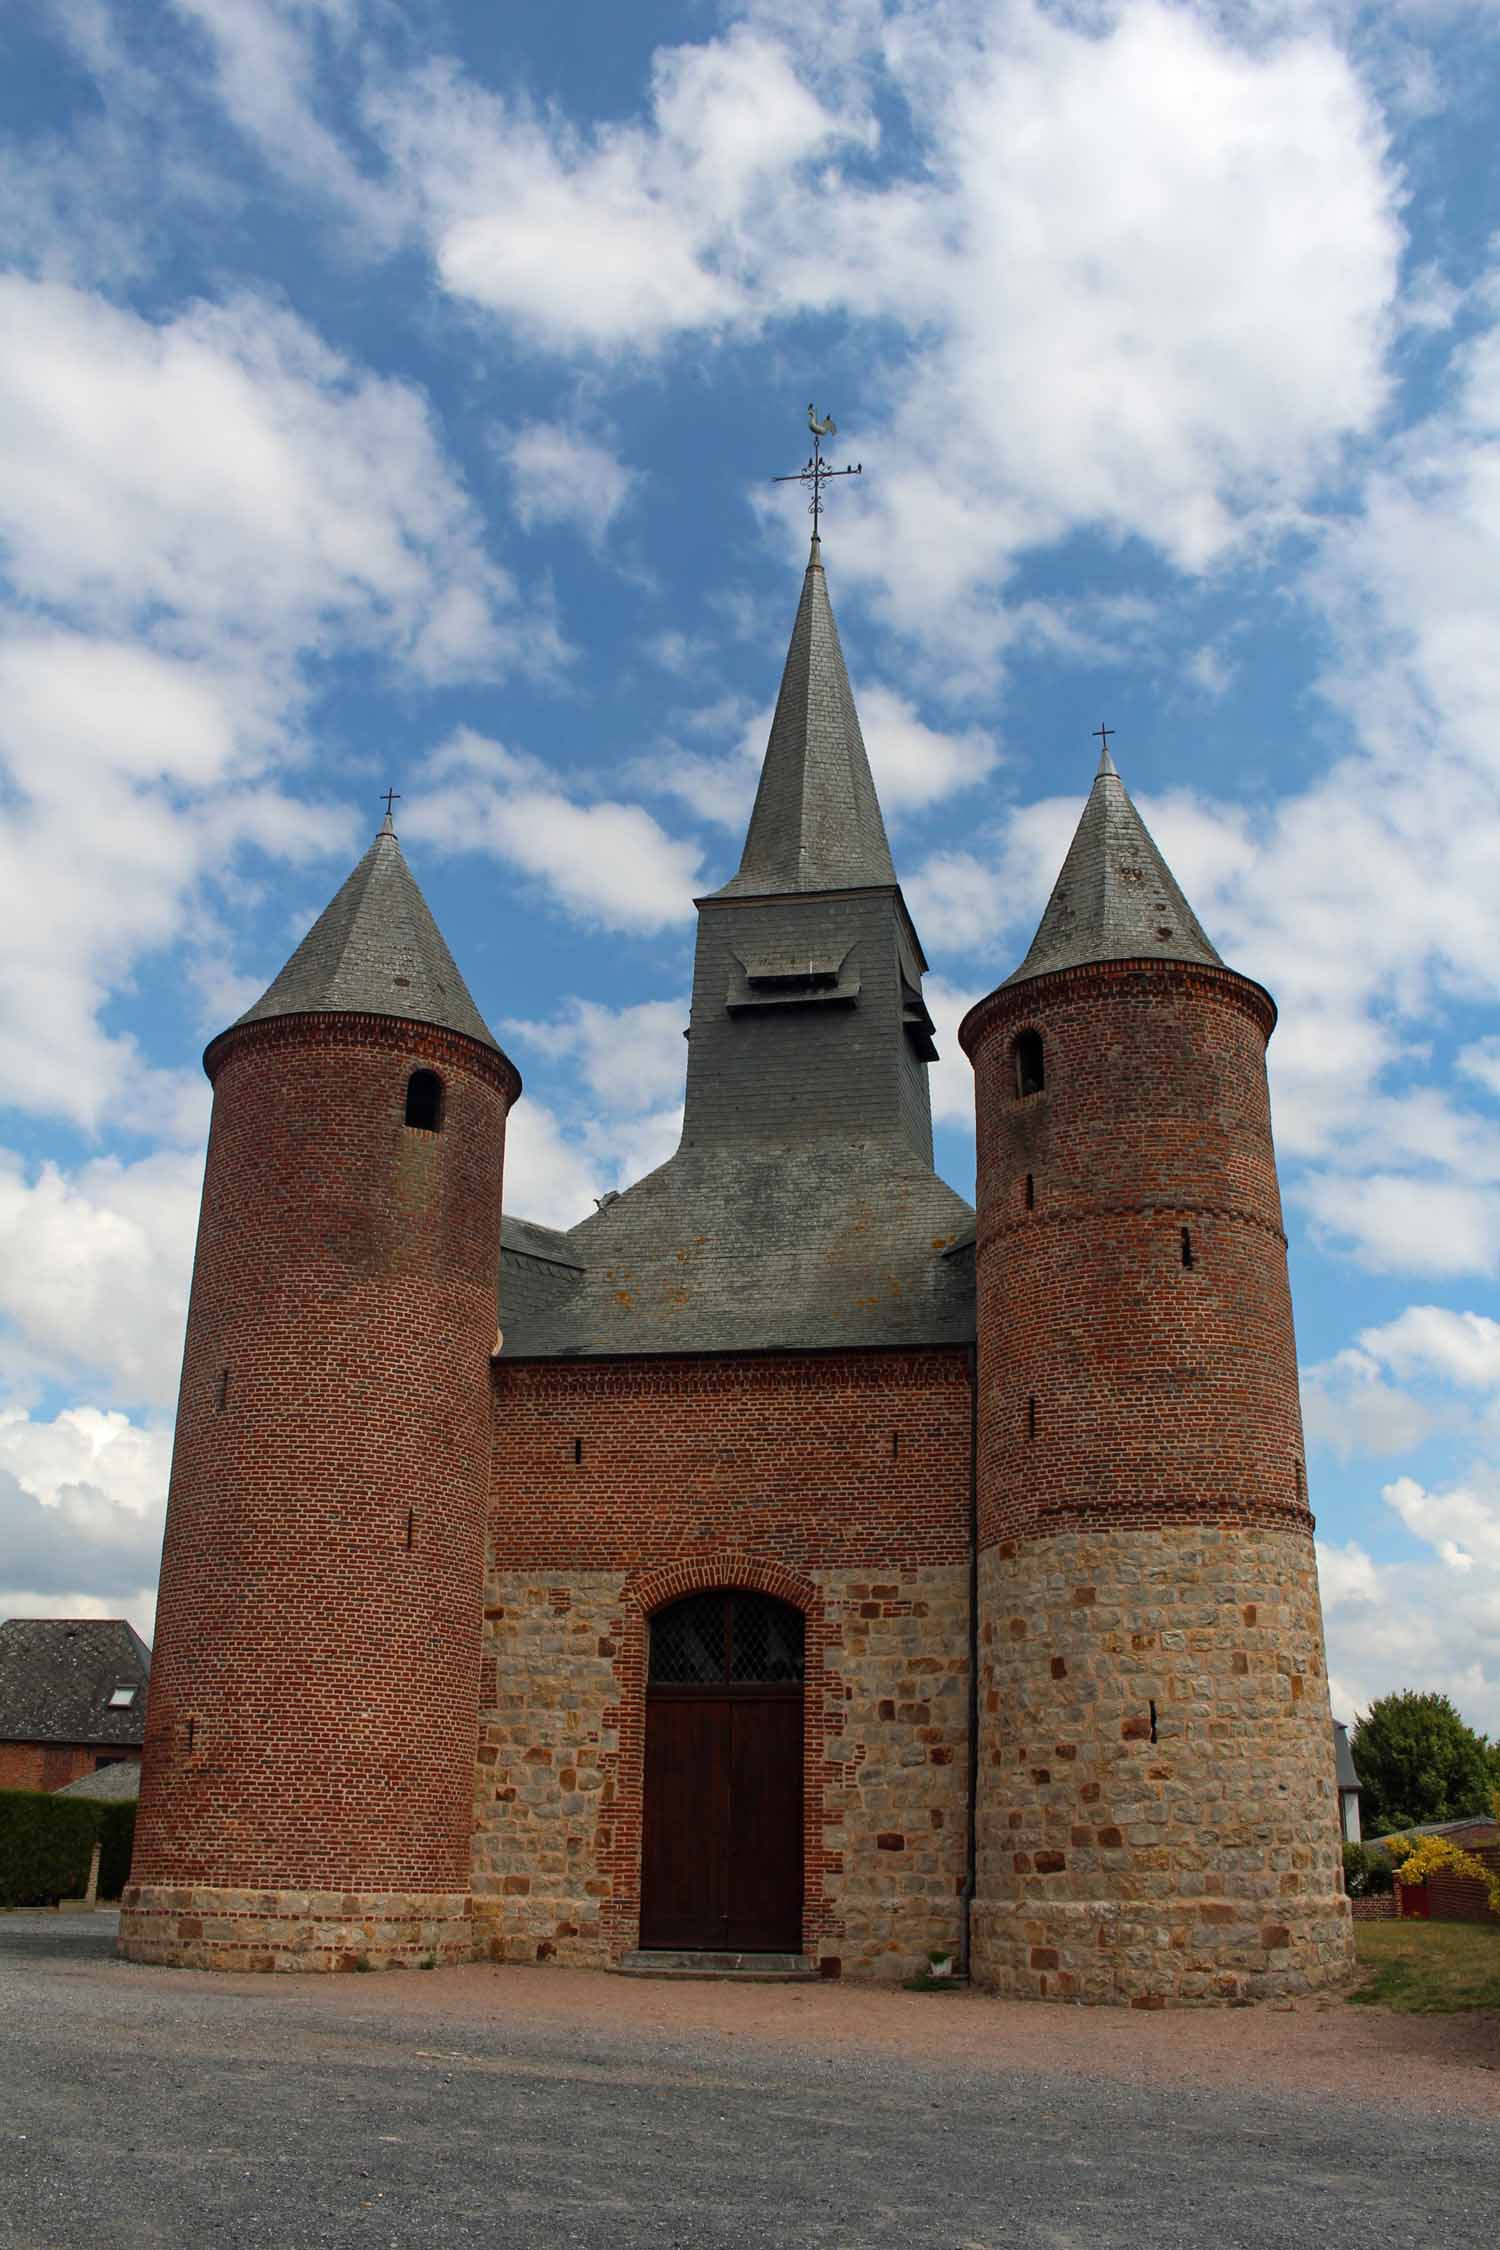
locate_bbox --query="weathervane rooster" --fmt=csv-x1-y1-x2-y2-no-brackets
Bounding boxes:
775,404,862,537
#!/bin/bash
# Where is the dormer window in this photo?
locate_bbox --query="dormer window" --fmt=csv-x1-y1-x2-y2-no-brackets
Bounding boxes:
1014,1029,1045,1097
726,947,859,1014
405,1068,444,1131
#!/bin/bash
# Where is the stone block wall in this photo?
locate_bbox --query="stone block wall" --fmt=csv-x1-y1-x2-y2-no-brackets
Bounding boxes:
478,1348,973,1978
117,1885,473,1971
471,1561,969,1980
973,1526,1353,2002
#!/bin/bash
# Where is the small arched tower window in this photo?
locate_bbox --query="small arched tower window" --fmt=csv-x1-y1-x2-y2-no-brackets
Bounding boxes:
404,1068,444,1132
1014,1029,1045,1098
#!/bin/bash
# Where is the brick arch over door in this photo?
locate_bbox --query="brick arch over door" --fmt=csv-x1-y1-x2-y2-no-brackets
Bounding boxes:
603,1551,832,1960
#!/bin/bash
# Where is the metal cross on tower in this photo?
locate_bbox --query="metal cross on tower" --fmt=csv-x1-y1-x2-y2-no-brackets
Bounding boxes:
380,787,401,822
773,404,862,538
1092,723,1114,759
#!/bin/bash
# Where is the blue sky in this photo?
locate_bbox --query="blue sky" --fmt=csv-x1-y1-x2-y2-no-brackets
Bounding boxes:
3,0,1500,1735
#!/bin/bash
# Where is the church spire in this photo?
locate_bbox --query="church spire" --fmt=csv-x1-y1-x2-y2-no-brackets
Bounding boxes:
717,539,896,897
228,803,502,1052
1005,743,1222,988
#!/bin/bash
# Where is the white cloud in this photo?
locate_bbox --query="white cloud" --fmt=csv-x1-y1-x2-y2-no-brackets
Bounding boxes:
1458,1036,1500,1099
1355,1304,1500,1390
859,687,998,815
0,277,560,1132
405,728,703,934
0,278,518,667
1300,1174,1500,1279
356,5,1400,676
1186,645,1235,697
644,684,996,844
1300,1347,1443,1463
1318,1519,1500,1735
503,998,688,1113
503,422,639,546
925,976,983,1141
501,1092,683,1232
372,27,859,350
0,1404,168,1635
502,1098,606,1232
0,1148,203,1410
168,0,400,241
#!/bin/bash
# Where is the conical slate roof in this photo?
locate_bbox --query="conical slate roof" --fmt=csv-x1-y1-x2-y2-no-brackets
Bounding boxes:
1005,745,1222,987
716,537,896,896
232,815,500,1051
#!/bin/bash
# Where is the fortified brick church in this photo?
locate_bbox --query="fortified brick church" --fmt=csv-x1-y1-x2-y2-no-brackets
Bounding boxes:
122,532,1355,2003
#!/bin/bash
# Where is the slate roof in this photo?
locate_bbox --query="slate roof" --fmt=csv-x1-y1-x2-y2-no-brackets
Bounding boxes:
717,538,897,897
0,1619,150,1747
500,1139,975,1357
54,1758,142,1801
230,816,502,1053
1006,744,1222,987
497,538,974,1359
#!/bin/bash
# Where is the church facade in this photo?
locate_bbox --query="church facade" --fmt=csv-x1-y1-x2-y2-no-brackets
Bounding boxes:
121,537,1354,2002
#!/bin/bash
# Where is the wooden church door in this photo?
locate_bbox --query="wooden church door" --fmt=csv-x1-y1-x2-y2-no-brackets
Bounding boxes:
640,1591,804,1952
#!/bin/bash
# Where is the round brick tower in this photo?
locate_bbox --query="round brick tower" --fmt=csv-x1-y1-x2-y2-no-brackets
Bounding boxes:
959,748,1352,2004
120,811,519,1971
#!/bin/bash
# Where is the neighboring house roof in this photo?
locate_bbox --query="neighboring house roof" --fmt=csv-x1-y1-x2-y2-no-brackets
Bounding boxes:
0,1618,151,1747
225,812,506,1058
1332,1719,1361,1794
1004,742,1228,988
53,1759,142,1802
1366,1815,1498,1850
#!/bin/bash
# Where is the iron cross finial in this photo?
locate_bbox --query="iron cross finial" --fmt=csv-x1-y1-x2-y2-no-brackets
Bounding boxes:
773,403,862,539
381,787,401,820
1093,724,1114,757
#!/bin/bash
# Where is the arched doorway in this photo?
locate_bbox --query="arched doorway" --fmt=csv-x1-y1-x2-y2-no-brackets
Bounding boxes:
639,1589,805,1952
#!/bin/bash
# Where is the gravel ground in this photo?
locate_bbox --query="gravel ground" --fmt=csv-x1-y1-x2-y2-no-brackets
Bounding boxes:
1,1911,1497,2248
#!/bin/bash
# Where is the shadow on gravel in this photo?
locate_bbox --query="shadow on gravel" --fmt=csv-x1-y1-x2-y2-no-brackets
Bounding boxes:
0,1907,120,1965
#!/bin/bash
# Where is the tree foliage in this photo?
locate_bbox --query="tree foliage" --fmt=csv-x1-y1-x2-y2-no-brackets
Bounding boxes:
1351,1691,1497,1834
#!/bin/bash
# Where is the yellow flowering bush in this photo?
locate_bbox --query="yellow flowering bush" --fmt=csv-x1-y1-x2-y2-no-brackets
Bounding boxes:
1388,1832,1500,1916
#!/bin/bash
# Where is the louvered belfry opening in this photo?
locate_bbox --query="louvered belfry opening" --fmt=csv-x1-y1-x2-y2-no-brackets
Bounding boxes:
641,1591,805,1952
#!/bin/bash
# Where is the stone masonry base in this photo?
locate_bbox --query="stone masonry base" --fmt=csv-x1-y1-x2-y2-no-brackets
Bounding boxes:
118,1885,475,1972
972,1892,1354,2005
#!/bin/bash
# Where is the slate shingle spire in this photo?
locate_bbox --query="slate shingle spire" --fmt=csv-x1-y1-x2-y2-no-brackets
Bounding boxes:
717,537,896,897
231,808,501,1052
1005,740,1222,986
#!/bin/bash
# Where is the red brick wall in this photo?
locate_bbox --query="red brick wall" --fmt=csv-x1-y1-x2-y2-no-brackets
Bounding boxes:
1425,1848,1500,1926
963,961,1307,1547
483,1349,973,1965
0,1742,102,1792
490,1351,971,1573
131,1012,516,1894
961,960,1350,2001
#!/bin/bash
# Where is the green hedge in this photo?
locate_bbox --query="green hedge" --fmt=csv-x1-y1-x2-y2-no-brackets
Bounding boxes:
1342,1839,1395,1897
0,1789,137,1908
96,1802,136,1901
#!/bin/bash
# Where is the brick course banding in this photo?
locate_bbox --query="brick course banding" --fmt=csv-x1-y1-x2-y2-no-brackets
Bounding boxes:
121,1011,515,1964
961,959,1353,2001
